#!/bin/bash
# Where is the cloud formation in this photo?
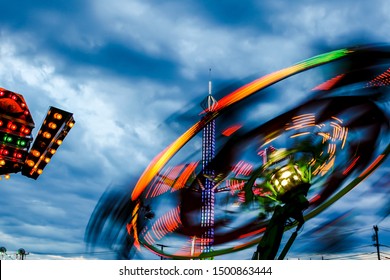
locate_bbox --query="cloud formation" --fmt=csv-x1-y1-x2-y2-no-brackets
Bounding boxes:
0,0,389,259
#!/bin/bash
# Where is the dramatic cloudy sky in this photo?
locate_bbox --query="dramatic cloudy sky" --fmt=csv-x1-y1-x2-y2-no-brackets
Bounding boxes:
0,0,389,260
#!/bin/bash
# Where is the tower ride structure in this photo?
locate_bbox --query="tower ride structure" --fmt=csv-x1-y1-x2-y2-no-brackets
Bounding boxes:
199,72,218,254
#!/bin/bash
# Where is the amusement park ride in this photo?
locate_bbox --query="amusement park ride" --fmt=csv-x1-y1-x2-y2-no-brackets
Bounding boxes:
0,87,74,180
85,44,390,260
251,150,312,260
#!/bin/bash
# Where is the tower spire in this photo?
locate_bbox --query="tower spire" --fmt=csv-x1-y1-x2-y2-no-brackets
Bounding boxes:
209,68,212,96
201,68,218,112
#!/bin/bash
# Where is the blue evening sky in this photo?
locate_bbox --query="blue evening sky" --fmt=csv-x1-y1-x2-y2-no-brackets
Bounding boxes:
0,0,389,260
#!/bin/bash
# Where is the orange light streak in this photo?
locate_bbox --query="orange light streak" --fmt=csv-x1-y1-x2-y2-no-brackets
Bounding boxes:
290,131,311,138
129,201,141,249
172,161,199,191
286,114,316,131
331,116,343,123
292,113,315,120
341,127,348,149
132,120,205,200
285,123,315,131
318,132,331,143
359,154,385,178
328,143,336,156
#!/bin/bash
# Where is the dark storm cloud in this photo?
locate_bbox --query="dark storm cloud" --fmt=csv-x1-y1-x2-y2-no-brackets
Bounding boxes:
0,0,180,84
0,0,85,28
48,42,179,81
186,0,272,29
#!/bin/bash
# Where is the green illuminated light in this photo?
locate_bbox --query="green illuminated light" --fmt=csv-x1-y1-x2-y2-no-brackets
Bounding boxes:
298,49,351,69
17,140,27,146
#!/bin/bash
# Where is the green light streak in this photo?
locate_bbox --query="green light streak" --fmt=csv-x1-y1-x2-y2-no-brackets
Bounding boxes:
297,49,351,69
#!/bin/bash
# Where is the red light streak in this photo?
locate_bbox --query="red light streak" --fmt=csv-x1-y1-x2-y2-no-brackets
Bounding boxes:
226,179,245,194
146,165,186,198
231,160,253,176
151,206,181,240
367,68,390,87
342,156,360,176
172,161,199,191
238,227,266,240
312,74,345,91
222,124,242,136
309,194,321,204
143,232,156,245
359,154,385,178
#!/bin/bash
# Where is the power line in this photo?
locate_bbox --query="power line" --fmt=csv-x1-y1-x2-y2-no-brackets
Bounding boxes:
380,251,390,257
30,250,118,256
300,226,371,241
324,252,376,260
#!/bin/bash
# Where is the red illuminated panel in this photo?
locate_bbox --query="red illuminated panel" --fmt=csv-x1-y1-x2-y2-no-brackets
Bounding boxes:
150,206,181,240
231,160,253,176
222,124,242,137
367,68,390,87
226,179,245,194
0,89,34,175
312,74,345,91
0,88,34,128
145,164,186,198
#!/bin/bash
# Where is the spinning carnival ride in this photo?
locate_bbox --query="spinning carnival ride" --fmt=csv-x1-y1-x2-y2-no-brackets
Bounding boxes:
86,44,390,259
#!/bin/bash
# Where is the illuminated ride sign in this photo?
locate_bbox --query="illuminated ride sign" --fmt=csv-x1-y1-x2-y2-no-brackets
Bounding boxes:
0,87,75,179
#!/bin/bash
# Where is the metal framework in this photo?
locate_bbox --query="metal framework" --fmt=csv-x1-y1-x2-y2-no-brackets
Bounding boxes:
200,79,218,254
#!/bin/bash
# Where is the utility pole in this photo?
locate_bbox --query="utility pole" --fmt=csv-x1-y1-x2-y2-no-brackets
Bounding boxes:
373,225,380,260
156,244,168,260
